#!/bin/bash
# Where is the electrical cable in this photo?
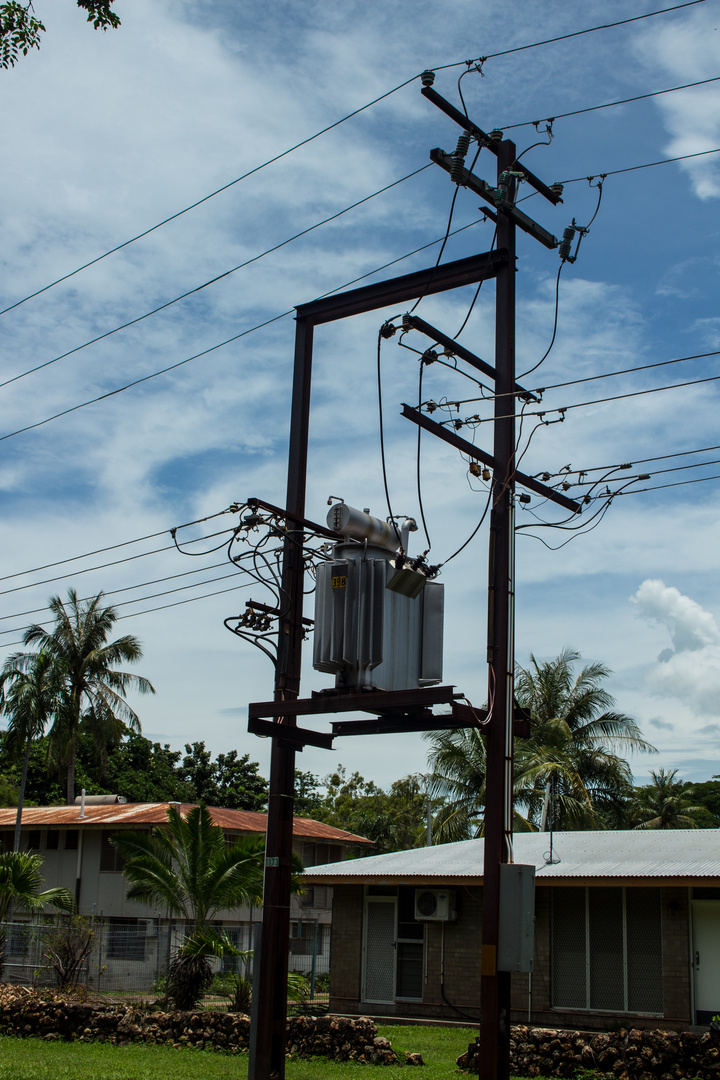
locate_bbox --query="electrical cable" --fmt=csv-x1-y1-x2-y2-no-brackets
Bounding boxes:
0,165,432,393
377,328,401,547
500,75,720,131
406,143,483,316
0,579,256,650
0,217,489,445
518,264,564,380
440,484,493,566
453,226,498,340
3,4,700,318
416,354,432,552
0,74,422,318
477,2,707,61
433,367,720,428
0,528,235,598
0,561,230,624
0,569,243,639
444,349,720,407
0,508,233,584
548,441,720,478
560,146,719,185
3,136,716,444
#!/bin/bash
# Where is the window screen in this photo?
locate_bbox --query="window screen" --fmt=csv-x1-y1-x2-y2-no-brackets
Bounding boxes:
552,886,662,1014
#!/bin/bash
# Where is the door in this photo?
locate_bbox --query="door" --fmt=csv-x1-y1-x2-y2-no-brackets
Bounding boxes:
362,898,397,1004
693,900,720,1024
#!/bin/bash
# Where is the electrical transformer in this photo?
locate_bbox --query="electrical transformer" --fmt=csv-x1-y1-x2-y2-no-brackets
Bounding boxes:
313,502,444,693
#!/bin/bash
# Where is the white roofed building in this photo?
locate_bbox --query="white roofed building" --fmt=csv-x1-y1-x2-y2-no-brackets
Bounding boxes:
303,830,720,1029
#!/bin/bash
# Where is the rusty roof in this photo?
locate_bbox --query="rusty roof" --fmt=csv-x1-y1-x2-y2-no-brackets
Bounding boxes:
0,803,373,845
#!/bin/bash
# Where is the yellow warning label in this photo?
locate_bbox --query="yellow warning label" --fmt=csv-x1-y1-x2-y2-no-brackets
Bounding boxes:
331,576,347,589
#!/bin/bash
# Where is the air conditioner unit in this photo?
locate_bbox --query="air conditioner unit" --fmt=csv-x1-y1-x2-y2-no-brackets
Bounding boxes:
414,888,456,922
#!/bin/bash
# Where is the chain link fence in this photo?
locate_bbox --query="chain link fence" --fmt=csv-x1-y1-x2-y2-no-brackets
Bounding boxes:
0,916,331,1005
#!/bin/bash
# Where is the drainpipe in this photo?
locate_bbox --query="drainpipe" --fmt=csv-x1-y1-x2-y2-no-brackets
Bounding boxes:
75,797,85,908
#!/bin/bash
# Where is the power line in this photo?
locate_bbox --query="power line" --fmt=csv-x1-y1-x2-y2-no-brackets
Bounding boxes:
433,349,720,407
0,579,255,651
542,443,720,478
0,75,421,318
0,561,230,625
560,146,719,185
475,2,707,61
501,75,720,130
0,165,432,392
0,569,242,638
0,3,704,317
0,509,233,584
0,216,489,445
0,528,236,597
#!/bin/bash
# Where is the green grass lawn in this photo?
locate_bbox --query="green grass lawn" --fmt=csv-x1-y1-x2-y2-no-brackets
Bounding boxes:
0,1025,538,1080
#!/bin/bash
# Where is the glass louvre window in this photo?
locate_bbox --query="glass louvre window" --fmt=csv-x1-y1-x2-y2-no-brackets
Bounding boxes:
552,887,662,1014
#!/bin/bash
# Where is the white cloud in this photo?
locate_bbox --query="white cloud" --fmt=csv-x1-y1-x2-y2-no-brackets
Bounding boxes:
631,579,720,716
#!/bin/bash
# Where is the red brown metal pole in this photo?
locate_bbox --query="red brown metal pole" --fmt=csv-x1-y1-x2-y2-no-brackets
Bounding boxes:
478,139,517,1080
249,315,314,1080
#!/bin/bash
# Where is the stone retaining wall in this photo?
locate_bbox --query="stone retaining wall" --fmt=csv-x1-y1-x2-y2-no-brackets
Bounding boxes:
0,988,397,1063
459,1025,720,1078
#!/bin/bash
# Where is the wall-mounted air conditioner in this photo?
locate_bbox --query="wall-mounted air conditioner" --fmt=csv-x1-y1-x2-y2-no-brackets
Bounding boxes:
414,888,456,922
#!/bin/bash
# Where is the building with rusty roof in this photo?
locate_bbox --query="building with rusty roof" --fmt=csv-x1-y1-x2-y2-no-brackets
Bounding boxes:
1,799,372,992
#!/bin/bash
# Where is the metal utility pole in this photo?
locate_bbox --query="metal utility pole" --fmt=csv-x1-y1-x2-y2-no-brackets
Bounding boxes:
479,138,517,1080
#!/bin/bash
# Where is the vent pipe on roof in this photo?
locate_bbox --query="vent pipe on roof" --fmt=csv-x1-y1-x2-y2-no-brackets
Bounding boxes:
72,794,127,806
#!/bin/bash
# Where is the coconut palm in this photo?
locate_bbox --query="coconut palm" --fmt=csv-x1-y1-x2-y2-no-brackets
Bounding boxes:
0,651,63,851
0,849,74,977
515,648,656,830
427,648,655,839
112,804,302,1008
632,768,704,829
20,589,154,803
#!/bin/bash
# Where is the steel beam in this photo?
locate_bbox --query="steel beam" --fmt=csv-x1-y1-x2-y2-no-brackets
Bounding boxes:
295,251,506,325
248,716,334,750
249,685,459,720
401,404,581,514
421,86,563,205
402,315,533,399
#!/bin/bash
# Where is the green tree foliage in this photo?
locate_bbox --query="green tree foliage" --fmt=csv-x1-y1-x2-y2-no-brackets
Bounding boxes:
685,775,720,827
427,649,655,840
0,651,62,850
307,767,431,853
179,741,268,810
1,1,119,69
0,849,74,976
21,590,155,804
112,804,300,1008
631,768,705,829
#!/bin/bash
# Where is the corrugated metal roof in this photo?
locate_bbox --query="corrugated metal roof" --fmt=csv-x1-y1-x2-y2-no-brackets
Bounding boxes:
0,803,372,845
302,829,720,884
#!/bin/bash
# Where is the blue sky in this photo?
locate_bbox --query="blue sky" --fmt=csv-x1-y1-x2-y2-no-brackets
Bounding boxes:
1,0,719,792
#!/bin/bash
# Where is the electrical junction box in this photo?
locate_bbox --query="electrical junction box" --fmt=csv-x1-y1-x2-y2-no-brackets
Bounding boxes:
313,505,444,693
497,863,535,972
414,888,457,922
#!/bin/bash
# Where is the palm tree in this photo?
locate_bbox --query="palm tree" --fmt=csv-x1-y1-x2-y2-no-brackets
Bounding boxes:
515,648,656,830
632,768,704,829
427,648,655,840
20,589,154,803
112,805,301,1008
0,849,74,977
0,651,63,851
